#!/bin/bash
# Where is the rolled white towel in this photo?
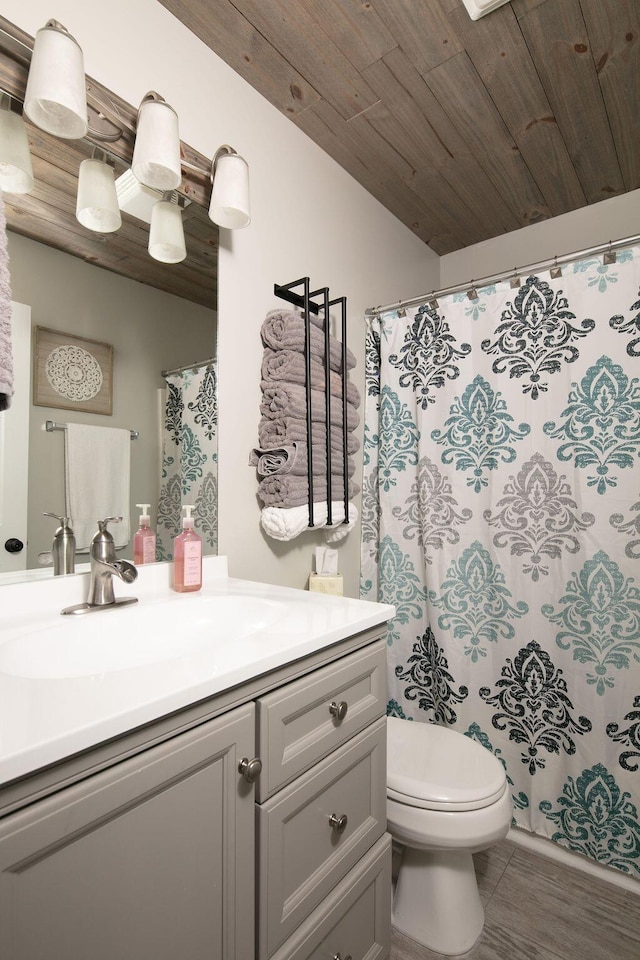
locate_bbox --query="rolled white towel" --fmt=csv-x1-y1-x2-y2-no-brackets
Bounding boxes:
260,501,358,542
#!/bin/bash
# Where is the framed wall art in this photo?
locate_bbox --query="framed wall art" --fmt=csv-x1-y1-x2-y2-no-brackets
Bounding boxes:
33,326,113,415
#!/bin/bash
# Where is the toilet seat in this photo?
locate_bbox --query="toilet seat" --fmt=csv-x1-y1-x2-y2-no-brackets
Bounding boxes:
387,716,507,811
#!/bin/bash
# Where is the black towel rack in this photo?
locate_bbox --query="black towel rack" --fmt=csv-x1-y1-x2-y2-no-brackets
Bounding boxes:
273,277,349,529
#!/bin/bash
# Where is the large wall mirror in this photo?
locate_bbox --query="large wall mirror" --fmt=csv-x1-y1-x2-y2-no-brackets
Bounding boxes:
0,16,218,580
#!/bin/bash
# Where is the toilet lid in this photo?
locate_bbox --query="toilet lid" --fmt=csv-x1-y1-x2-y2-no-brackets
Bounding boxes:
387,717,507,811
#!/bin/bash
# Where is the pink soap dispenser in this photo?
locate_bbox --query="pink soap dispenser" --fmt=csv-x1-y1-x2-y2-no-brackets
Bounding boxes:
173,505,202,593
133,503,157,565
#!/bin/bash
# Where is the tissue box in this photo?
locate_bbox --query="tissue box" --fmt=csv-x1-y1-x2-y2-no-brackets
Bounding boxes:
308,574,344,596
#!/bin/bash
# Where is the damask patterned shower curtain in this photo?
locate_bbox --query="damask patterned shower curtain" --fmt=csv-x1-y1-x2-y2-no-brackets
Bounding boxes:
361,245,640,880
156,362,218,560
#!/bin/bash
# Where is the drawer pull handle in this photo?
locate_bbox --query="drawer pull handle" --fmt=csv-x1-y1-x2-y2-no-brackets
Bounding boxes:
333,954,352,960
238,757,262,783
329,700,348,722
329,812,348,834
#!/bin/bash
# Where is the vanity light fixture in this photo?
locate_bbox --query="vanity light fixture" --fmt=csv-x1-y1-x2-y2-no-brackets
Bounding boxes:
148,192,187,263
0,94,34,194
208,145,251,229
23,20,88,139
76,147,122,234
461,0,510,20
132,92,182,193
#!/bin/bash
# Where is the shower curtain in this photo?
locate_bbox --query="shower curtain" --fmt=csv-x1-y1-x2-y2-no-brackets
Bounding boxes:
157,361,218,560
361,245,640,879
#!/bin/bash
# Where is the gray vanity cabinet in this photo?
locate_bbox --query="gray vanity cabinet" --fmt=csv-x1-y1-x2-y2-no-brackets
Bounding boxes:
256,639,391,960
0,627,391,960
0,703,256,960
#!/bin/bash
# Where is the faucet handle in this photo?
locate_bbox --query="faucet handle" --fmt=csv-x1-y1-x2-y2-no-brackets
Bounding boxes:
99,516,122,530
44,512,71,525
94,517,123,539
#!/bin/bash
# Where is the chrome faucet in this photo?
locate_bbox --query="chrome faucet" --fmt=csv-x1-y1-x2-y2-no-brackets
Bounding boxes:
87,517,138,605
61,517,138,616
44,512,76,576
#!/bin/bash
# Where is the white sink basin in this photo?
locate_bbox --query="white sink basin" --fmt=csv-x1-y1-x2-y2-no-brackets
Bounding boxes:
0,595,285,679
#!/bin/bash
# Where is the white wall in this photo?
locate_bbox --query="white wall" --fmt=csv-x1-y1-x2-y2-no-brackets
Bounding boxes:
7,0,438,597
440,189,640,288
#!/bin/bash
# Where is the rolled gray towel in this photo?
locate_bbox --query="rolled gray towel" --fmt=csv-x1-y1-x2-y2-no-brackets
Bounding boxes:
260,382,359,431
267,307,324,338
258,416,360,455
261,349,361,407
250,442,356,479
258,474,360,508
262,309,356,373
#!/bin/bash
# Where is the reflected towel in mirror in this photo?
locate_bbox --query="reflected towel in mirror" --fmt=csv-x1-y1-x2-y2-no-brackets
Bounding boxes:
0,194,14,411
65,423,131,550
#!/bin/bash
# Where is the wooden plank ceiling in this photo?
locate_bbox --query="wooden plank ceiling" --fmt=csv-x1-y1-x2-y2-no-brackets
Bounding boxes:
160,0,640,255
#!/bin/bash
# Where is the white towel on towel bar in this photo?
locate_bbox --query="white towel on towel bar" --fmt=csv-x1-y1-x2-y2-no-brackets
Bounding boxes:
65,423,131,550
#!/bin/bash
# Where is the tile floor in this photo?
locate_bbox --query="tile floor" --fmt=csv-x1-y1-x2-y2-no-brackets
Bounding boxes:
390,840,640,960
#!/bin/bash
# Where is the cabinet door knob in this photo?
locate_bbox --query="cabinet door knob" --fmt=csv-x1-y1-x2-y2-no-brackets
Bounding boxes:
238,756,262,783
329,700,348,722
329,812,348,834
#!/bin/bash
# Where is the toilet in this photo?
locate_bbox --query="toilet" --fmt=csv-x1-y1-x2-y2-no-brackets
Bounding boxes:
386,716,512,956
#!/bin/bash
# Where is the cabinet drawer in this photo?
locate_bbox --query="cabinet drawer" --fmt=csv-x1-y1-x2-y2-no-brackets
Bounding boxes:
256,639,386,800
257,717,386,959
270,833,392,960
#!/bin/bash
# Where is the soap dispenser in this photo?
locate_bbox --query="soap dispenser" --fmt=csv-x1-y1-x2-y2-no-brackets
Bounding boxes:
44,512,76,575
173,505,202,593
134,503,157,565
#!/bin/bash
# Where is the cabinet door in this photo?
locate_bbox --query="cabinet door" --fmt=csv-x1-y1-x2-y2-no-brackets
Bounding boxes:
0,704,256,960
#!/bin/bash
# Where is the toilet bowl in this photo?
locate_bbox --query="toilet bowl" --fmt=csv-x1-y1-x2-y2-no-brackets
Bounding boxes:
386,716,512,956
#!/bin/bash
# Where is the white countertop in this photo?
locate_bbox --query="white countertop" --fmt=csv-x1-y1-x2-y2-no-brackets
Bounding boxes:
0,558,393,786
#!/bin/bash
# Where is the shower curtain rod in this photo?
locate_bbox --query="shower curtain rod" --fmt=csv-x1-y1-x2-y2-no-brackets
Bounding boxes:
365,231,640,318
161,356,216,378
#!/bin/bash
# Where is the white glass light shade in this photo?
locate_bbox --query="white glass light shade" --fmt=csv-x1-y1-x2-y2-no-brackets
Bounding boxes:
132,98,181,192
76,157,122,233
24,22,88,139
148,199,186,263
209,153,250,229
0,108,34,194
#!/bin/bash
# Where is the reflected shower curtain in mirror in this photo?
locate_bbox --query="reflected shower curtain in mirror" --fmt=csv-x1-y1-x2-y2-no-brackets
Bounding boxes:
361,245,640,879
157,361,218,560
